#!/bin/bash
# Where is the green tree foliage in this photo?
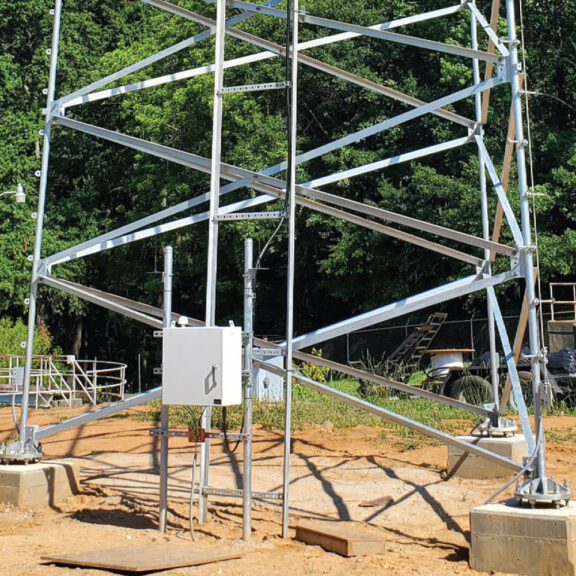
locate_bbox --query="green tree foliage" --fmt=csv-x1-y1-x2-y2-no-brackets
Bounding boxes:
0,317,55,355
0,0,574,373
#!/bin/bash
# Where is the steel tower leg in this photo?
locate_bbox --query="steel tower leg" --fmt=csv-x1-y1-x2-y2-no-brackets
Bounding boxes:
471,2,502,429
0,0,64,463
505,0,570,505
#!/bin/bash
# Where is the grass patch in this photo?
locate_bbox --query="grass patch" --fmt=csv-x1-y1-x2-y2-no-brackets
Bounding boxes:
543,400,576,417
546,427,576,446
127,379,480,450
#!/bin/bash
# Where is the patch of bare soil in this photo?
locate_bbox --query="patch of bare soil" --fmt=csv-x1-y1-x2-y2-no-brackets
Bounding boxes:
0,406,575,576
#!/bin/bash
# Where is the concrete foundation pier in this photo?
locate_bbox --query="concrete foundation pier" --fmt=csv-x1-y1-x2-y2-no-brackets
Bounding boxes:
447,434,528,479
0,460,80,509
470,500,576,576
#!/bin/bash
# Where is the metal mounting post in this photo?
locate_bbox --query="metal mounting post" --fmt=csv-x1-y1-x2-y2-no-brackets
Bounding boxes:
281,0,299,539
198,0,227,525
242,238,255,542
158,245,173,532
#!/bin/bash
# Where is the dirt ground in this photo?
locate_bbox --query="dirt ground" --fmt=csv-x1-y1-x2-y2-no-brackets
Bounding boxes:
0,405,575,576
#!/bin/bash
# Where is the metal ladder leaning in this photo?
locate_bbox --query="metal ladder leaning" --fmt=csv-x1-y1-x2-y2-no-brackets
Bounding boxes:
388,312,448,381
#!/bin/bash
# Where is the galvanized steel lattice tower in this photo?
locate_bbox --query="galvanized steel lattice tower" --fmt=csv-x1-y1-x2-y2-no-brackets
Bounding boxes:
6,0,571,536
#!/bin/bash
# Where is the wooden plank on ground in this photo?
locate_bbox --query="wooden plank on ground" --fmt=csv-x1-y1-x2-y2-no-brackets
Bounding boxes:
42,543,243,572
295,520,385,557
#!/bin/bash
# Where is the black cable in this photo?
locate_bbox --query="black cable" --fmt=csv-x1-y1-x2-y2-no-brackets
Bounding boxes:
186,406,205,540
222,406,243,454
255,216,285,269
254,0,294,269
12,393,20,435
189,437,198,541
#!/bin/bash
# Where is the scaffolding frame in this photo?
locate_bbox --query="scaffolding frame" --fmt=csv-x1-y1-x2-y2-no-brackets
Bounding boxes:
4,0,571,536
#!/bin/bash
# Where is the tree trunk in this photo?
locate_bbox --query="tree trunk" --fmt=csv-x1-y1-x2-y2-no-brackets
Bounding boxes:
71,316,84,357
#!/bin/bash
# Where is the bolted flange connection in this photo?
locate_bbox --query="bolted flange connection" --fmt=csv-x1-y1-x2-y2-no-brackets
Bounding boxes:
478,416,518,438
515,468,571,509
0,426,43,464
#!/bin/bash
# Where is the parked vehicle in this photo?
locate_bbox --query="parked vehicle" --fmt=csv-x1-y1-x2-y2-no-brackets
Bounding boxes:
424,347,576,407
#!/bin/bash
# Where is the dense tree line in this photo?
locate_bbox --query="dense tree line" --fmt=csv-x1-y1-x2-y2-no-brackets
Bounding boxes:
1,1,575,384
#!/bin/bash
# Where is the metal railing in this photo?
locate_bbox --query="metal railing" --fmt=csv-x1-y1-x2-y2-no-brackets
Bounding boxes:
0,355,127,408
550,283,576,321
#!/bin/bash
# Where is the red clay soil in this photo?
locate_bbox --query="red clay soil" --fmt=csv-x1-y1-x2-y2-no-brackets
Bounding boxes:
0,405,575,576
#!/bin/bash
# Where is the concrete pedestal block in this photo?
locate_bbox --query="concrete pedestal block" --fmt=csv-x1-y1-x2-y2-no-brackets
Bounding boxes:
447,434,528,479
52,398,84,408
470,501,576,576
0,460,80,509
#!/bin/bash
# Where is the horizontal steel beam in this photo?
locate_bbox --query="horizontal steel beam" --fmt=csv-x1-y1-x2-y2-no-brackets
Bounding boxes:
302,14,504,63
45,177,255,266
44,280,209,331
293,76,504,167
50,117,503,264
295,374,521,471
291,270,518,350
252,361,521,472
58,35,209,108
45,192,273,263
224,0,465,32
212,179,483,265
41,278,166,321
62,24,473,130
40,275,163,329
35,387,162,440
46,191,214,266
219,81,289,94
292,350,492,418
53,116,213,171
238,178,483,265
305,136,471,188
298,55,473,128
225,0,502,63
295,195,483,266
59,0,283,108
52,116,273,189
215,210,285,220
297,186,515,256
